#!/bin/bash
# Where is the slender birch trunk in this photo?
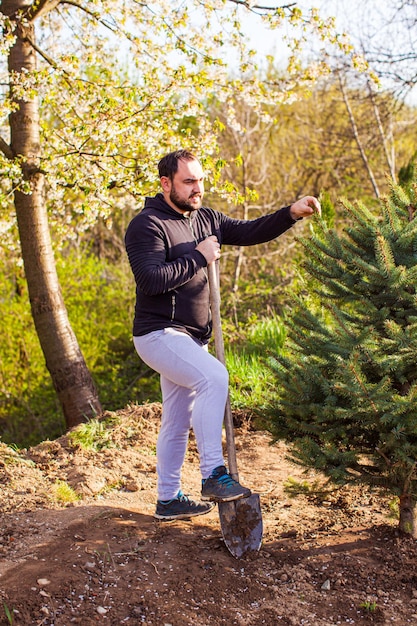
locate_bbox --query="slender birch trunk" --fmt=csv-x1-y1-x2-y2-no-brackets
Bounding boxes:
367,82,396,182
339,75,380,199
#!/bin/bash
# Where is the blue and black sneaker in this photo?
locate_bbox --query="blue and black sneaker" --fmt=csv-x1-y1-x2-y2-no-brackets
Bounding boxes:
201,465,252,502
154,490,215,521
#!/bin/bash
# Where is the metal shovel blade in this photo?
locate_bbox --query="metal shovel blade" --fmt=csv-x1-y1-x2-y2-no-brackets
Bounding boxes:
208,261,264,558
218,494,263,558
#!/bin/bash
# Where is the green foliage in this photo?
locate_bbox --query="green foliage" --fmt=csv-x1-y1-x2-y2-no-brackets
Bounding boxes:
0,262,61,446
245,313,287,354
226,349,276,412
53,480,80,504
0,249,160,447
0,443,34,467
225,314,287,415
360,600,378,613
68,416,119,452
268,180,417,505
3,602,14,626
283,476,330,500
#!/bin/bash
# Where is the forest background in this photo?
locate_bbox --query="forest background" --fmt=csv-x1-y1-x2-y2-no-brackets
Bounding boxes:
1,0,417,448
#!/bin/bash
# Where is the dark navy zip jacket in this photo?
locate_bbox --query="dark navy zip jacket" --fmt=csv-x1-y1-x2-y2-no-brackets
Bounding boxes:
125,193,297,342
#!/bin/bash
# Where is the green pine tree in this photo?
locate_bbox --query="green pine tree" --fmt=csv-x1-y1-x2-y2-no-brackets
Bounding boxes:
269,178,417,537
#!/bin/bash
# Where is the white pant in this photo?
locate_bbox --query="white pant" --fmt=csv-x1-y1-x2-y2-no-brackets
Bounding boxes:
133,328,228,500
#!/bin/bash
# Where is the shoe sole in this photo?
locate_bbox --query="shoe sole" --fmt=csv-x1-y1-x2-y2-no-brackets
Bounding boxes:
154,504,215,521
201,491,252,503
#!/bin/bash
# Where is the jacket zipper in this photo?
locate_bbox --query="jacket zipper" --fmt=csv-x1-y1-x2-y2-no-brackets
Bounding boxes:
171,216,196,322
188,216,197,243
187,216,212,336
171,293,176,321
188,215,210,278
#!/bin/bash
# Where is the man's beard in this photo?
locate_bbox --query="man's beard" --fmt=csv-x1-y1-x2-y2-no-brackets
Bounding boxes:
170,186,202,213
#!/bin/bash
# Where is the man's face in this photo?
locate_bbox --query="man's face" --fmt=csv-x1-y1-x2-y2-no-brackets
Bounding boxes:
162,158,205,214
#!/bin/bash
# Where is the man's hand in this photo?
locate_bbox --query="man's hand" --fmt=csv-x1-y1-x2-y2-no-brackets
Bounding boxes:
196,235,221,264
290,196,321,220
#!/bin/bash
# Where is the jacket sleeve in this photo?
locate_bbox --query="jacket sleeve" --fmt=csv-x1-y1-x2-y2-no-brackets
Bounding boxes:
218,205,297,246
125,214,207,296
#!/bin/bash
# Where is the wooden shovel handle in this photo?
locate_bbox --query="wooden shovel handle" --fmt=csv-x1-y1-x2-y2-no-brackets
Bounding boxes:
207,262,239,481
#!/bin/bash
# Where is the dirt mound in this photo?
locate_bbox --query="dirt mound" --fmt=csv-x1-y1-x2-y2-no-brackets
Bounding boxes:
1,403,416,625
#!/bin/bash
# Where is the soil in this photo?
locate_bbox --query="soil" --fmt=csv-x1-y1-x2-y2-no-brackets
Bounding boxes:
1,403,417,626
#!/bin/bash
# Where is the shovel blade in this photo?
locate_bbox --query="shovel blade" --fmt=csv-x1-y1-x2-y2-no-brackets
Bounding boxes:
218,494,263,558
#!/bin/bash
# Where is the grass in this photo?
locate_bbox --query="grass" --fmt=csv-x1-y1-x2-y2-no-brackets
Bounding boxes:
245,313,287,353
3,602,14,625
283,476,332,502
226,349,276,412
53,480,80,504
68,414,119,451
0,443,34,467
360,600,377,612
225,313,287,415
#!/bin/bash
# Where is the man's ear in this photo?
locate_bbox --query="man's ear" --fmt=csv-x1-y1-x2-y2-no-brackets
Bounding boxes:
160,176,171,192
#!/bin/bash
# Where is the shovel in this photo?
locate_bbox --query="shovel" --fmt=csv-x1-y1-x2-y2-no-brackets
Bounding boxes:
207,261,263,558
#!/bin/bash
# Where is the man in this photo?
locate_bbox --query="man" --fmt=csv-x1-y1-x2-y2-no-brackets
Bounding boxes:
125,149,320,521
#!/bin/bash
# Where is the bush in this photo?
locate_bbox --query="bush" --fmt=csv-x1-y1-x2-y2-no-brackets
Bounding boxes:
0,249,160,447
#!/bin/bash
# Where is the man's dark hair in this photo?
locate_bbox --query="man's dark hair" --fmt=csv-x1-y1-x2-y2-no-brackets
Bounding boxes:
158,149,198,180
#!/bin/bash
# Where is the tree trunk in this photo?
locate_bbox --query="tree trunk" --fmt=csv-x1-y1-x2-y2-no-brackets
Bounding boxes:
367,82,396,182
339,74,380,199
3,0,102,429
399,493,416,538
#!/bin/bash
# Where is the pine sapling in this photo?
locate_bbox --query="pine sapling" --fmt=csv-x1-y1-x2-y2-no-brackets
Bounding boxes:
269,180,417,536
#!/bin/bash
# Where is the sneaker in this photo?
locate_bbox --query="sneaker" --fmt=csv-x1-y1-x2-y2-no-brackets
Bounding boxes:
154,491,215,521
201,466,252,502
